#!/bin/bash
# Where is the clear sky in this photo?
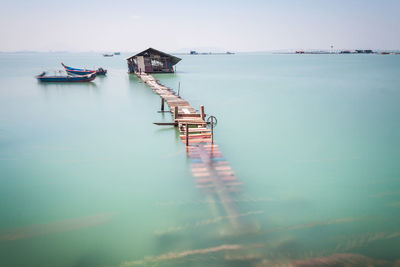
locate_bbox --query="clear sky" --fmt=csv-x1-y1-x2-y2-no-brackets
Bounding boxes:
1,0,399,52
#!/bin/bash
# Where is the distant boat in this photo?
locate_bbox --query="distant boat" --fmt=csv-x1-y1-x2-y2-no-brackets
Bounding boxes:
62,63,107,75
114,52,121,55
103,54,114,57
36,71,96,82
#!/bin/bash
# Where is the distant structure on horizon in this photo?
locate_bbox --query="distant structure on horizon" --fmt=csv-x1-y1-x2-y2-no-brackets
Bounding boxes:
293,49,378,54
188,50,235,55
355,49,374,54
126,48,181,73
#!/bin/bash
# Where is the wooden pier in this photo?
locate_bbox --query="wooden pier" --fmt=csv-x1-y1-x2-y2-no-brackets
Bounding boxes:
135,72,242,229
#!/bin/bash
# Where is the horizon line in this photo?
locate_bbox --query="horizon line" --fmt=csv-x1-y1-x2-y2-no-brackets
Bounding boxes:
1,48,400,54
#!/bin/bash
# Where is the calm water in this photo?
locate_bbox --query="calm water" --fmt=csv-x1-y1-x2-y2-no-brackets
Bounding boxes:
0,52,399,266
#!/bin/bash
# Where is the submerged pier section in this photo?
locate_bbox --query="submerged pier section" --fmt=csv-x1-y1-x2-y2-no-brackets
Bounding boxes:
135,71,243,229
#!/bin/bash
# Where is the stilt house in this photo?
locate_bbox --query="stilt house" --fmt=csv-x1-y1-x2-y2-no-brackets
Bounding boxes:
126,48,181,73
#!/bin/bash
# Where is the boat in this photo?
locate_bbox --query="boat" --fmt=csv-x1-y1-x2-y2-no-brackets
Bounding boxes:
36,71,96,82
61,63,107,75
103,54,114,57
114,52,121,55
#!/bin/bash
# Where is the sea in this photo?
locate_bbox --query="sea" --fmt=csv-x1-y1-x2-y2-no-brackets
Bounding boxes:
0,52,399,266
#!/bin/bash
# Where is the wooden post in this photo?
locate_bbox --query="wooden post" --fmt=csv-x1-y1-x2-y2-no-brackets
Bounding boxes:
174,106,178,120
185,123,189,147
211,119,214,144
200,105,205,120
161,98,164,111
178,82,181,96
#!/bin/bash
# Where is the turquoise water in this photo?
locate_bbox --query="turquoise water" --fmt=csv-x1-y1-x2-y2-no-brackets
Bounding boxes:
0,52,399,266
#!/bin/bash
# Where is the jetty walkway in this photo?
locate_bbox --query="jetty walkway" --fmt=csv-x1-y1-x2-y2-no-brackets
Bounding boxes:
135,72,242,228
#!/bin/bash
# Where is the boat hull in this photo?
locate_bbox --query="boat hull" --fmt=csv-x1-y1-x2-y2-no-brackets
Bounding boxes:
36,73,96,82
62,63,106,75
65,69,95,76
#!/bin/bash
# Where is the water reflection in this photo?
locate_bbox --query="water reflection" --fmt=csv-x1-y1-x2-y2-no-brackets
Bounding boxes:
37,81,98,89
128,73,140,84
38,81,100,99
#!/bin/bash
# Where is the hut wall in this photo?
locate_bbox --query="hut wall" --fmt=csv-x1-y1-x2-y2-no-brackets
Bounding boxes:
144,57,152,72
137,56,146,73
150,56,165,72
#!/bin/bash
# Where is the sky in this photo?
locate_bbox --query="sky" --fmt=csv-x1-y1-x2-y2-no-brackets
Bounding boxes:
0,0,399,52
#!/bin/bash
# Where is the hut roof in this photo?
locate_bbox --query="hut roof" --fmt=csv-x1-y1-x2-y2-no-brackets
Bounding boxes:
125,48,181,65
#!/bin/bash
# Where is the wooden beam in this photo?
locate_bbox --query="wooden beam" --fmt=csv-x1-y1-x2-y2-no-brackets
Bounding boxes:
153,122,177,126
177,114,202,118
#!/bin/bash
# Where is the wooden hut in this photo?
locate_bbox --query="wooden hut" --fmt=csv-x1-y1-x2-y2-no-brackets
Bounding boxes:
126,48,181,74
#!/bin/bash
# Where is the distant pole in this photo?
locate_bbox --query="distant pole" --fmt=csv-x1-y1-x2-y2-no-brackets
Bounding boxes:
178,82,181,96
185,123,189,147
161,98,164,111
